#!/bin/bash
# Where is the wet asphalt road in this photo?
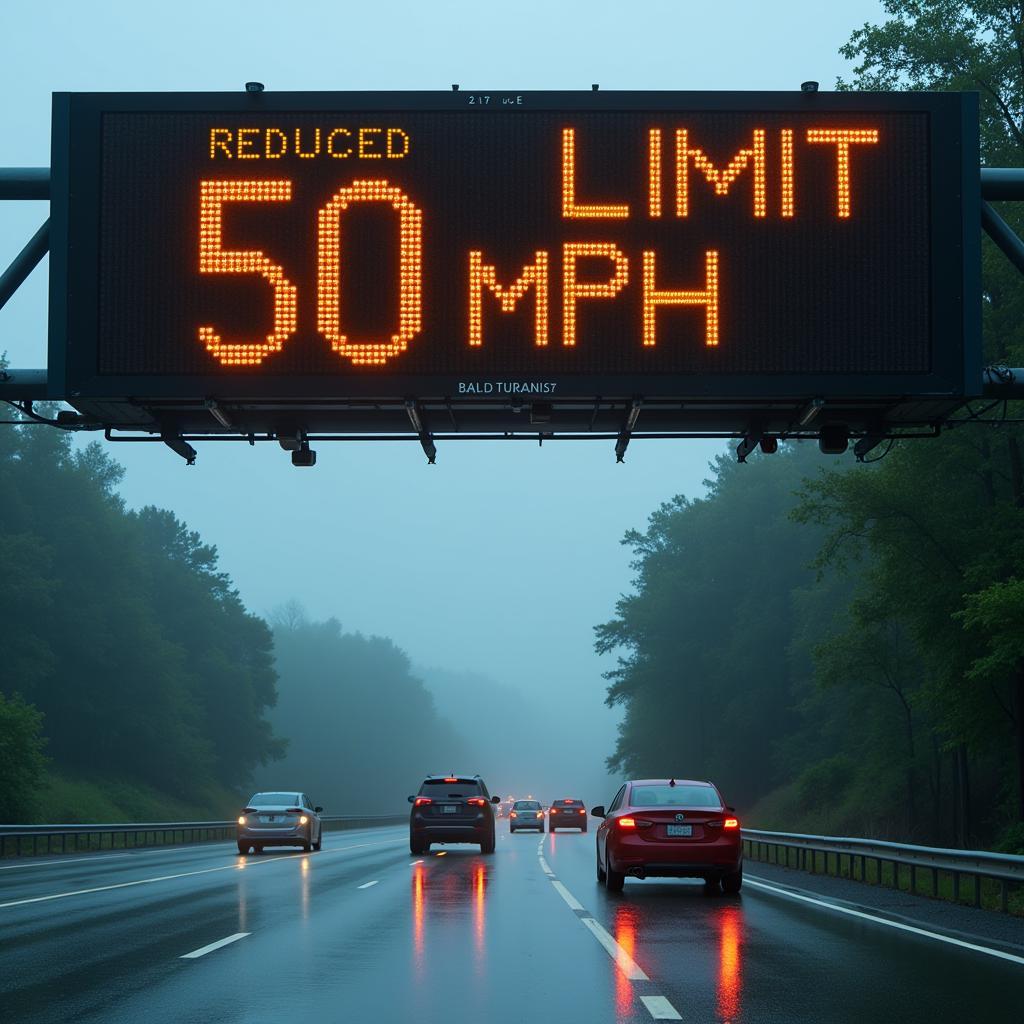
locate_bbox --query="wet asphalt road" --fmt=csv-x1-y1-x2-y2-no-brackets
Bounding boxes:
2,824,1022,1023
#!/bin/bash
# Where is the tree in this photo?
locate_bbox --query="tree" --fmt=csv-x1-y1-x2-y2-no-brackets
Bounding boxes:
0,693,48,822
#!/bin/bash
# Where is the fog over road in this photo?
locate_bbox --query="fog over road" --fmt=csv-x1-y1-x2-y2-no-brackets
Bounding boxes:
3,826,1022,1023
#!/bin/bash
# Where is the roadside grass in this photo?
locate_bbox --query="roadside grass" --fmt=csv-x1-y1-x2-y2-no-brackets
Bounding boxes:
746,842,1024,917
0,773,245,859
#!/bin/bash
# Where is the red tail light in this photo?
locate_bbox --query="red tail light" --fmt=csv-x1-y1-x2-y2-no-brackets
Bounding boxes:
618,817,637,829
414,797,432,807
443,777,459,783
724,818,739,829
510,811,518,818
467,798,486,807
550,808,558,813
535,812,543,818
579,809,586,815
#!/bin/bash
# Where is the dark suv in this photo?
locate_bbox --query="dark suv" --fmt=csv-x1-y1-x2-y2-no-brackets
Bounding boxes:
408,774,500,855
548,798,588,832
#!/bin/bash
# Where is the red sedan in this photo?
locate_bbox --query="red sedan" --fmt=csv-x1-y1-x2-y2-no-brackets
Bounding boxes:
593,779,742,893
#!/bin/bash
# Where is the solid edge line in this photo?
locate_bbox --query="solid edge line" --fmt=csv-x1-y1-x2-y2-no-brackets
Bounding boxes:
180,932,250,959
744,878,1024,967
640,994,683,1020
0,839,404,910
581,917,650,980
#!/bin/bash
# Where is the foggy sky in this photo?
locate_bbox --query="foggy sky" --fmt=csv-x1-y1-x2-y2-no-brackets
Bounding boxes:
0,0,882,795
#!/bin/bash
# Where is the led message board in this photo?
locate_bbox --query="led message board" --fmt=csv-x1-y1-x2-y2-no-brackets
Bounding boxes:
49,91,978,424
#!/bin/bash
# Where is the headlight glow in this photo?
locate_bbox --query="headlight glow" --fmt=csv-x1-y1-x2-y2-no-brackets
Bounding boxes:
237,816,246,825
299,815,309,825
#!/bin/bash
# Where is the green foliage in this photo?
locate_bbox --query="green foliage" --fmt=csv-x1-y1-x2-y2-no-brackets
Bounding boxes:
0,692,48,821
0,423,283,820
594,4,1024,848
595,445,844,806
839,0,1024,362
258,608,474,812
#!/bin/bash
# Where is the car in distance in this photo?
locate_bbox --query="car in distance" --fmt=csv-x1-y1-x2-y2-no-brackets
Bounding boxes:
509,799,545,832
408,774,500,854
548,797,588,832
236,792,323,855
593,779,741,893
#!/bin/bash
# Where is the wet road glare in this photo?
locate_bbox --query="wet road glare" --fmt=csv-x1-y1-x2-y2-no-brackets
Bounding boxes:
1,824,1022,1023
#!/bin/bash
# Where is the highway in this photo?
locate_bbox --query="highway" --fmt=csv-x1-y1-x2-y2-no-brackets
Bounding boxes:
2,824,1023,1023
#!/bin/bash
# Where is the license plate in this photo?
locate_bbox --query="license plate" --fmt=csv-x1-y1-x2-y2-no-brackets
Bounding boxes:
666,824,693,837
259,815,276,823
442,805,457,814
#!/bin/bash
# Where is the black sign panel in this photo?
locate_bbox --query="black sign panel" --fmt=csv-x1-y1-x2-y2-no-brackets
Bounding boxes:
49,91,978,406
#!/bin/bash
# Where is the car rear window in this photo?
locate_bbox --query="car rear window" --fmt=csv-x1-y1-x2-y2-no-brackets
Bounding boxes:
421,780,482,798
249,793,298,806
514,801,540,809
629,785,720,808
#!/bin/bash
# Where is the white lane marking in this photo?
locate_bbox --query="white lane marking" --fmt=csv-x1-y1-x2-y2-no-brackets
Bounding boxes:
0,839,404,911
357,880,379,889
581,917,649,980
640,995,682,1020
538,855,555,877
745,877,1024,967
0,853,133,871
0,825,404,872
181,932,250,959
409,860,423,866
551,880,584,911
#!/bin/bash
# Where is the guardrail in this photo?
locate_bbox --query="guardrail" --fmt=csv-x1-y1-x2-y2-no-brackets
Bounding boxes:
0,814,407,859
743,828,1024,914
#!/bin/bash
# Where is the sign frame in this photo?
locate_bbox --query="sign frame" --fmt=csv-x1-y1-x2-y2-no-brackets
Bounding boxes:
48,89,980,419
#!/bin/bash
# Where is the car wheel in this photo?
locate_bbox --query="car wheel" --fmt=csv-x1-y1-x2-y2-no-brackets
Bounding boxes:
703,875,722,895
510,827,516,833
549,827,556,833
596,848,606,883
581,826,587,833
721,868,742,894
481,833,496,854
253,844,263,855
313,827,322,852
237,842,249,856
605,862,625,893
410,837,423,855
302,832,312,853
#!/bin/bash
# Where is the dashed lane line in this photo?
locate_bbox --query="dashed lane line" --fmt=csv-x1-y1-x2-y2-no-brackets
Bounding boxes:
580,917,649,980
640,995,683,1020
745,876,1024,967
181,932,250,959
357,880,379,889
551,879,584,910
0,838,405,910
537,841,682,1021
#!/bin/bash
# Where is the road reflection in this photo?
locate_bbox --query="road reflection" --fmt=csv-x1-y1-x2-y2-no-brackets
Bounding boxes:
410,856,491,980
716,905,742,1022
412,862,425,974
300,855,311,921
614,904,639,1017
473,862,486,965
